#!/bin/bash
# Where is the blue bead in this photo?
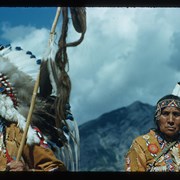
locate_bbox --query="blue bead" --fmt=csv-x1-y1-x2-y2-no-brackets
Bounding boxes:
66,114,74,120
36,59,41,65
62,125,69,133
0,87,5,92
15,46,22,51
26,51,32,55
65,103,71,110
5,44,11,47
30,55,36,58
0,45,4,50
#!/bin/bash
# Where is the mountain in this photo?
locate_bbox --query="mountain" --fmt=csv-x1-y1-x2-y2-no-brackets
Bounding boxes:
78,101,156,171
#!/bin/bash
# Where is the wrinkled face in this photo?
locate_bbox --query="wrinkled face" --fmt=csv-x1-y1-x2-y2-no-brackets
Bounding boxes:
158,106,180,138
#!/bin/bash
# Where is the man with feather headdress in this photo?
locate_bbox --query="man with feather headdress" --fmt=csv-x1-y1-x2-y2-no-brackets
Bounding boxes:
0,45,67,171
0,7,86,171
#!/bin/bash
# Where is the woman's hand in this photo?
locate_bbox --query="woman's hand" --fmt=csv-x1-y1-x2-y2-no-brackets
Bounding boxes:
6,160,27,171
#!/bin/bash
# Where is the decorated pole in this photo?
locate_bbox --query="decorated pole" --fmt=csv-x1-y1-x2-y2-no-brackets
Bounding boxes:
16,71,40,161
49,7,61,46
16,7,62,161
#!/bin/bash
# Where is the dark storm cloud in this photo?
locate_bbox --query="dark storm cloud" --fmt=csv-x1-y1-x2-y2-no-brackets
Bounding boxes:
169,32,180,71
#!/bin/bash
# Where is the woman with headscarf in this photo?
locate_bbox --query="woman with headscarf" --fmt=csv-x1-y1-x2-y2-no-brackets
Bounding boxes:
125,88,180,172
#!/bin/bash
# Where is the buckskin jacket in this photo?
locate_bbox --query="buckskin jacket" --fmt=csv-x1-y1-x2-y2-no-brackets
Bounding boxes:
125,129,180,172
0,123,67,171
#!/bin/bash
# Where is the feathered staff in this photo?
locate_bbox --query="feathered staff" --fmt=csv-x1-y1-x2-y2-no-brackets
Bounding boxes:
15,7,86,171
16,7,61,162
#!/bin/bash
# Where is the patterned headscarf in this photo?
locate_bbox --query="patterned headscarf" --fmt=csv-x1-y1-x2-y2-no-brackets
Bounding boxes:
155,94,180,122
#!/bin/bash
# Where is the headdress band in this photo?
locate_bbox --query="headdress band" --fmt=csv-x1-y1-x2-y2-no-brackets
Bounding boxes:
155,99,180,119
0,73,17,107
157,99,180,109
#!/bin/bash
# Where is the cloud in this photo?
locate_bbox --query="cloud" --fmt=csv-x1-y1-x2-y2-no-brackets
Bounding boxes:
1,24,49,59
1,7,180,125
168,31,180,71
68,8,180,124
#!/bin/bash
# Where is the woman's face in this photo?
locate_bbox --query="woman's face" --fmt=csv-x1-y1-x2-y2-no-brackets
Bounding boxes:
158,106,180,139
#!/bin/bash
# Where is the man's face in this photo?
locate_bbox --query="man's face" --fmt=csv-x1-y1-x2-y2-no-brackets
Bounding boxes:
158,106,180,138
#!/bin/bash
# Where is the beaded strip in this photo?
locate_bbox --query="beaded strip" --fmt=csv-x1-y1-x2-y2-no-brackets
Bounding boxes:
0,118,13,163
156,134,178,172
155,99,180,120
0,73,17,107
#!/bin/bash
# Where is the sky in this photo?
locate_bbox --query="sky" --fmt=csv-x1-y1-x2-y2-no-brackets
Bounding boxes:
1,7,180,125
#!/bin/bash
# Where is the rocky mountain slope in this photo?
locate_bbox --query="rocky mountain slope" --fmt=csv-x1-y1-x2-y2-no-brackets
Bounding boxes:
78,101,156,171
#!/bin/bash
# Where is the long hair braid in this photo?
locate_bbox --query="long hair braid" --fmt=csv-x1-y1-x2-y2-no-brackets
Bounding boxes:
54,7,71,139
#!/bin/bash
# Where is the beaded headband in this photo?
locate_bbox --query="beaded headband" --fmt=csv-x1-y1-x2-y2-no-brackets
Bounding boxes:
155,99,180,119
0,73,17,107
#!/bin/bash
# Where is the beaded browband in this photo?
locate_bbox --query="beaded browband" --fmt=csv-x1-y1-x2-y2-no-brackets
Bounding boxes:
0,73,17,107
155,99,180,119
158,99,180,109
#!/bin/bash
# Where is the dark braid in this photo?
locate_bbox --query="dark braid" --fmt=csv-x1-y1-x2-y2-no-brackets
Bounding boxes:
0,116,7,150
2,122,6,150
54,7,71,143
51,7,86,145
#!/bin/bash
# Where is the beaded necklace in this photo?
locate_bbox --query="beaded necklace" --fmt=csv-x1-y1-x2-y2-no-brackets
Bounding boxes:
0,117,13,163
156,133,180,171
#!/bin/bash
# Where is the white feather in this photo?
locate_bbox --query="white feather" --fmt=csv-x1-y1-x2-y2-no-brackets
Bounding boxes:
172,82,180,97
0,94,40,145
43,33,59,96
0,39,80,170
0,45,40,80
